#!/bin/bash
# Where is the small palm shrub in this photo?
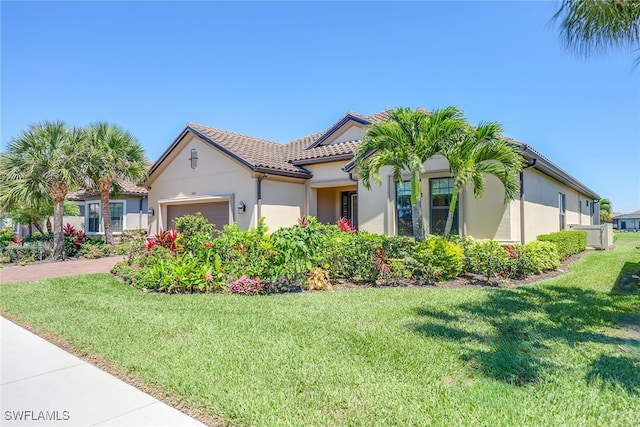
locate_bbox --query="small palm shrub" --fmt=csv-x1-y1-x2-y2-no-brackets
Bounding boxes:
413,237,464,282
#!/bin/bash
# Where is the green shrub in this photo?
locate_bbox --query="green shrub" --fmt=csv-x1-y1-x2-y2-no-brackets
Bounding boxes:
413,237,464,282
537,230,587,260
523,240,560,274
448,235,476,273
174,213,217,253
0,227,17,249
117,229,148,261
467,240,509,281
329,230,384,282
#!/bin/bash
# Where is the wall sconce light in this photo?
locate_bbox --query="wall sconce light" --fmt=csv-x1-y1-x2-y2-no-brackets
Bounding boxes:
148,207,155,216
190,148,198,169
237,201,246,214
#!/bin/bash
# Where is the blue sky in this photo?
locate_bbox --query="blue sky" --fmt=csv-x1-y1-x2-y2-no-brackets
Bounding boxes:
2,1,638,213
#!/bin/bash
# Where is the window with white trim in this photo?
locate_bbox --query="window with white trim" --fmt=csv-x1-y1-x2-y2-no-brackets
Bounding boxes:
86,200,125,233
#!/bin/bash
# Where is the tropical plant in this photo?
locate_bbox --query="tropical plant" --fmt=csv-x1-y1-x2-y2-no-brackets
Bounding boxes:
599,198,613,223
85,122,147,244
355,106,467,241
0,122,88,259
552,0,640,65
413,236,464,282
436,119,524,237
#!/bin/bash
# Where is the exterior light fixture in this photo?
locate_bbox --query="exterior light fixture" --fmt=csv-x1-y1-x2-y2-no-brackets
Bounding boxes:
237,201,246,214
190,148,198,169
148,207,155,216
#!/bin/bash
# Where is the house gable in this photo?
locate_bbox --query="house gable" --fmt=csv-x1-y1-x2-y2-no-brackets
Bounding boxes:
307,113,371,149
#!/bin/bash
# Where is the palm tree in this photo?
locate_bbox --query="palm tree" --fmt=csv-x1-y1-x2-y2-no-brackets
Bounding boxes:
599,197,613,223
437,121,524,238
85,123,147,244
553,0,640,64
0,122,88,258
355,106,467,242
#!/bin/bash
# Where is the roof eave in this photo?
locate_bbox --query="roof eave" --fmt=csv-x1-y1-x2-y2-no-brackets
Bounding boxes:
520,145,600,200
292,153,354,166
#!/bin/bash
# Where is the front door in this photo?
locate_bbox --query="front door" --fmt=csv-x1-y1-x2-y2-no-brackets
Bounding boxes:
341,191,358,229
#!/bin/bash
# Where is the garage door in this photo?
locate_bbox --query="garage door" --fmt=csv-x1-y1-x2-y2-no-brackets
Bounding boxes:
167,202,229,230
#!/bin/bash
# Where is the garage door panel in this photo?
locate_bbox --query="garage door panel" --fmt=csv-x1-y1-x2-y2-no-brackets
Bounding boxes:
167,202,229,230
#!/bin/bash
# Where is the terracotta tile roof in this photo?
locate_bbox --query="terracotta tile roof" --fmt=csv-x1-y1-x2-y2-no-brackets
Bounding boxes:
187,123,310,176
186,111,389,173
72,178,148,200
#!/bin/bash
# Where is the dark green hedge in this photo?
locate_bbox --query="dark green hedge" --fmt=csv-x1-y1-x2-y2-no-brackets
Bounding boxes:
537,230,587,260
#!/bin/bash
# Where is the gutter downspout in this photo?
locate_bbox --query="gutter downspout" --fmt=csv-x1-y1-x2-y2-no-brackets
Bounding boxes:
520,158,537,244
256,173,268,226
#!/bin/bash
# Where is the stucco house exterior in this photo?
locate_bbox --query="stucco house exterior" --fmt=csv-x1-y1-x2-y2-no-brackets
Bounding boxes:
66,179,150,236
145,110,600,244
612,211,640,231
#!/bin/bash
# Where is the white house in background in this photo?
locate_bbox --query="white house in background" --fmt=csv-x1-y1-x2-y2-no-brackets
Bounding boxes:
144,109,600,244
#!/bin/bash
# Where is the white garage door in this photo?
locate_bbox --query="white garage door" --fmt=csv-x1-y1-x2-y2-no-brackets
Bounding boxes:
167,202,229,230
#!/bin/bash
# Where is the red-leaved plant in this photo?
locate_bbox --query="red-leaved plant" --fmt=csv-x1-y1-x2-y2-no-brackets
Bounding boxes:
146,229,181,254
337,217,356,234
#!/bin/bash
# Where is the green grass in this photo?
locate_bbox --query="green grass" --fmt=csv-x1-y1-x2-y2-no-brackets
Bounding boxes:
2,242,639,426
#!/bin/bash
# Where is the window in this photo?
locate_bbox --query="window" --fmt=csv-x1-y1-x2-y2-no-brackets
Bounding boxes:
396,181,413,236
86,201,125,233
559,193,566,230
431,177,458,235
88,203,100,233
110,203,124,232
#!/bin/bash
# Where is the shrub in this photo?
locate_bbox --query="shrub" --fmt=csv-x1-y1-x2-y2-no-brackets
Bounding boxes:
448,235,476,273
337,217,357,234
523,240,560,274
467,240,510,281
537,230,587,260
228,275,266,295
174,213,217,253
413,237,464,282
265,277,294,294
63,223,85,258
306,267,332,291
147,229,181,254
117,229,148,261
0,227,16,249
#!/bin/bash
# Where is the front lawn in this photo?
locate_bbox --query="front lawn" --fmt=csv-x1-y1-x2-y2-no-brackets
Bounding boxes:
1,241,639,426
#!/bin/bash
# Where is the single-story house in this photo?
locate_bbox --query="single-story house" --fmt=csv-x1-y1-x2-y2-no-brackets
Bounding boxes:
612,211,640,231
145,109,600,244
65,179,150,236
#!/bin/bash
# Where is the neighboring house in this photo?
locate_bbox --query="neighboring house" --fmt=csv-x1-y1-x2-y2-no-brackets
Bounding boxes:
68,179,150,235
145,110,600,244
612,211,640,231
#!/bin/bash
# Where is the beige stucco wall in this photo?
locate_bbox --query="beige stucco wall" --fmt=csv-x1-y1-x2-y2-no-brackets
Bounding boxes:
462,174,516,241
521,168,593,243
260,178,305,231
147,134,255,233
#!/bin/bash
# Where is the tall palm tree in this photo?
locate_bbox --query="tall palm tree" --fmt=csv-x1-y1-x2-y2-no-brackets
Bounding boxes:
355,106,467,242
0,122,88,258
85,123,147,244
437,121,524,238
553,0,640,64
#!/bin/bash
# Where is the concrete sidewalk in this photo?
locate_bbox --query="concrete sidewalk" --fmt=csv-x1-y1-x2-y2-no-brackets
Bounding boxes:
1,256,123,285
1,317,206,426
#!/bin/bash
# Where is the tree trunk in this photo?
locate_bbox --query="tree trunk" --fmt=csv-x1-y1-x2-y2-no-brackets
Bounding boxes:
46,218,52,234
100,180,112,244
52,185,67,260
443,186,459,238
33,220,45,234
410,170,425,242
